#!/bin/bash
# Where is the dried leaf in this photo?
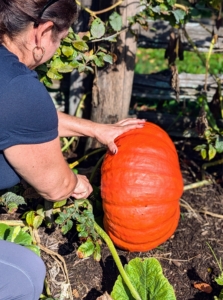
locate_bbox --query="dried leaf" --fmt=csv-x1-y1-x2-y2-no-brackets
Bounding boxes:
193,282,213,294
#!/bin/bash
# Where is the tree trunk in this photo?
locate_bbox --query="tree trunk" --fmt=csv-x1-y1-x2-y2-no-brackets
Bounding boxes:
86,0,140,149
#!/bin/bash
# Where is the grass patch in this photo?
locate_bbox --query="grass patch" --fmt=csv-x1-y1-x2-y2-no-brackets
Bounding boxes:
135,48,223,75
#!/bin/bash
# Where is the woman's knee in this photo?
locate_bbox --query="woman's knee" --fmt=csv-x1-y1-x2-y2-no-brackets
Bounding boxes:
0,240,46,300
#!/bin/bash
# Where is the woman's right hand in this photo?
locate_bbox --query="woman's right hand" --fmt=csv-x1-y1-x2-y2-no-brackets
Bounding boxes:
71,174,93,199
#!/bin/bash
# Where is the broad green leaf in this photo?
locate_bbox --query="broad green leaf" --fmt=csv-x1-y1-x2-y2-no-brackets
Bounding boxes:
25,245,41,256
53,200,67,208
0,223,10,239
215,135,223,153
61,45,74,57
208,144,217,160
103,54,113,64
77,239,95,258
26,210,35,226
11,226,21,242
172,9,186,23
109,12,122,31
90,18,105,39
33,215,44,229
72,40,89,51
47,68,63,80
111,257,176,300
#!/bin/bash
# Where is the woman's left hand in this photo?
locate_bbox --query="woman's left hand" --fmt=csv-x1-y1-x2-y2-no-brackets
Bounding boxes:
94,118,146,154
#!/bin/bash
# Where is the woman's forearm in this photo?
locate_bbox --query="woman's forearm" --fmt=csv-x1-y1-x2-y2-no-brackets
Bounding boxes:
57,111,97,138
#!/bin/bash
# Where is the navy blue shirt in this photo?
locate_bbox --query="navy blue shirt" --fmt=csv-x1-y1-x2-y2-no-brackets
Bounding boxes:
0,45,58,189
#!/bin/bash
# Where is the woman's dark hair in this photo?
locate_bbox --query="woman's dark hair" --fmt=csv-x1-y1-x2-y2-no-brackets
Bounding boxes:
0,0,77,43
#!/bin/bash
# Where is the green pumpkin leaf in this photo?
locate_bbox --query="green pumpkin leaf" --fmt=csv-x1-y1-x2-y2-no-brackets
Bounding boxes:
11,226,21,242
109,12,122,31
72,41,89,51
25,245,41,256
111,257,176,300
90,18,105,39
77,239,95,258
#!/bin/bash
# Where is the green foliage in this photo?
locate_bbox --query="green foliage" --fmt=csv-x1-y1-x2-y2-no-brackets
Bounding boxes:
111,257,176,300
0,191,26,214
135,49,223,75
22,205,45,229
0,223,40,256
36,11,123,86
55,199,102,261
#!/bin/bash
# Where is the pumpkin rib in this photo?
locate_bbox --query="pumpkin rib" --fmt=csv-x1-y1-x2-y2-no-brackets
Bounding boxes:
104,207,180,251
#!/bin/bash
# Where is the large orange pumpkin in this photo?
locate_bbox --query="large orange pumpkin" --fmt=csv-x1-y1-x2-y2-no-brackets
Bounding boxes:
100,122,184,252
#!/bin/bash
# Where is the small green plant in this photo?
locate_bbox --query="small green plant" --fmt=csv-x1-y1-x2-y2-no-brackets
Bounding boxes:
207,242,223,300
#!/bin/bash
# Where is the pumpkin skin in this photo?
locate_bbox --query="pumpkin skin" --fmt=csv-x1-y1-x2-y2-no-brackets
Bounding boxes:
100,122,184,252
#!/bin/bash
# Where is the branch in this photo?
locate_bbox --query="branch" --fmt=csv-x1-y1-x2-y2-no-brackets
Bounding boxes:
75,0,123,17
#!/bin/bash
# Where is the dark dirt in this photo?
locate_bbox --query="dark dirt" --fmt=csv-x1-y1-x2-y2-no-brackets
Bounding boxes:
1,136,223,300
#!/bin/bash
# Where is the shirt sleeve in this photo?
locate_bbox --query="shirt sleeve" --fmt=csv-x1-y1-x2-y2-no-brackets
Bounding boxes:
0,73,58,150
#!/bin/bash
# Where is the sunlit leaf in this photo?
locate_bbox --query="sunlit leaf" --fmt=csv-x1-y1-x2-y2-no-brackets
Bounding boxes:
208,144,216,160
90,18,105,39
47,68,63,80
53,200,67,208
33,215,44,229
61,45,74,57
72,41,89,51
77,239,95,258
111,257,176,300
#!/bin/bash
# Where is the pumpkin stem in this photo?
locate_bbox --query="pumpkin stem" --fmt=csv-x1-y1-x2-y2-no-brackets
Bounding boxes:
93,222,142,300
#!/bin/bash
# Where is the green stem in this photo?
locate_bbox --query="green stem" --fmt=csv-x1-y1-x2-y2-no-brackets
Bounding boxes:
94,222,142,300
69,148,105,169
89,154,105,184
183,179,213,191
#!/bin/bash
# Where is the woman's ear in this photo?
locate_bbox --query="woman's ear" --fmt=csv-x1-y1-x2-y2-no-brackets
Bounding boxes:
34,21,54,47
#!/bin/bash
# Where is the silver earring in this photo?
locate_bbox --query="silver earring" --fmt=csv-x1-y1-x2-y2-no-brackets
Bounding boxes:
32,46,45,61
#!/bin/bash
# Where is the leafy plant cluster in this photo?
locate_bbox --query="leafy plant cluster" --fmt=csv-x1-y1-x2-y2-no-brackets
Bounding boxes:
37,11,122,87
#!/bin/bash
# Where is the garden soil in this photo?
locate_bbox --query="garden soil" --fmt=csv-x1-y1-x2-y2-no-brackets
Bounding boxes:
1,137,223,300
